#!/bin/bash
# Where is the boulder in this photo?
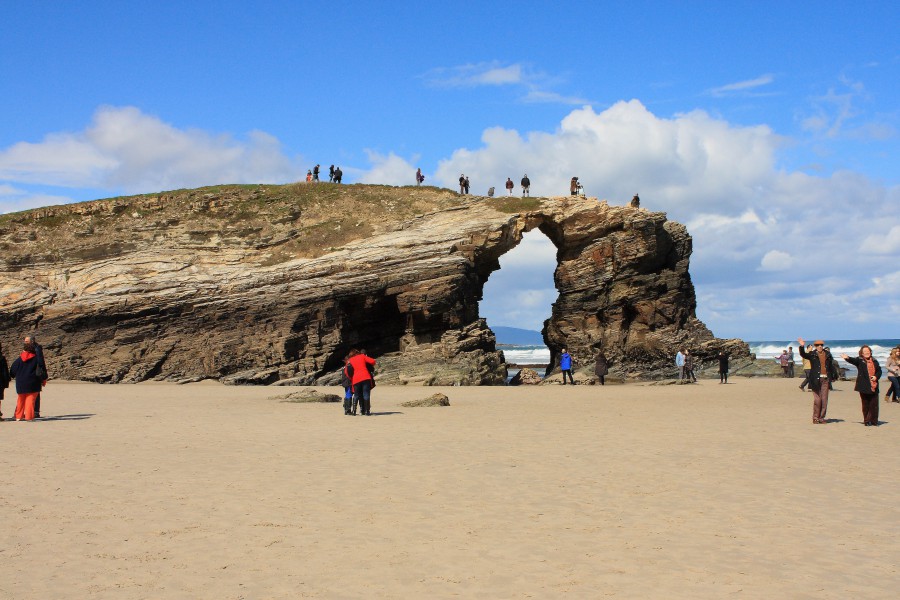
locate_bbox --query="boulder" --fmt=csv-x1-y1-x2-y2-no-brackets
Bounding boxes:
400,393,450,407
509,368,543,386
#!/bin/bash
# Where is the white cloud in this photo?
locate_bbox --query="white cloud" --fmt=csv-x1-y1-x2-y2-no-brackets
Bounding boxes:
425,62,525,87
356,151,420,186
860,225,900,254
709,74,774,96
0,106,304,195
758,250,795,272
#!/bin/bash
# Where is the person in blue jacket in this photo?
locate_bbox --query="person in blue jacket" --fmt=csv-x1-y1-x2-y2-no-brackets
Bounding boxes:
560,348,574,385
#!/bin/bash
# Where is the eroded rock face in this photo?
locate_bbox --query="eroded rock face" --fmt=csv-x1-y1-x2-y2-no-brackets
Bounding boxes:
0,184,748,384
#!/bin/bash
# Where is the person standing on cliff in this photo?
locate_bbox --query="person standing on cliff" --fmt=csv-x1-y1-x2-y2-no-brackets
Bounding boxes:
416,168,425,186
313,164,320,182
675,349,686,381
798,338,839,424
348,349,376,416
505,178,514,196
521,174,530,197
334,166,343,184
459,174,466,195
464,176,470,195
594,351,608,385
329,164,335,182
630,193,640,208
559,348,574,385
841,346,882,426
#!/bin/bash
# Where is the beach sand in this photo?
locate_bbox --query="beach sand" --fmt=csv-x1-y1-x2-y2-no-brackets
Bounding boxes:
1,378,898,598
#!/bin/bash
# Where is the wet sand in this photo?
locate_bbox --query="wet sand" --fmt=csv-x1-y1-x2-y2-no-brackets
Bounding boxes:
1,378,898,598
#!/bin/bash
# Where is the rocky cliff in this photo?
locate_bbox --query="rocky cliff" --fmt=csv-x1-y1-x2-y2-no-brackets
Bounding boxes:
0,184,749,384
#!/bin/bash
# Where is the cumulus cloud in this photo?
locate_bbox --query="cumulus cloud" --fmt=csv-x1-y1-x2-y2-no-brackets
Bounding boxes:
425,100,899,337
0,106,304,195
356,151,419,186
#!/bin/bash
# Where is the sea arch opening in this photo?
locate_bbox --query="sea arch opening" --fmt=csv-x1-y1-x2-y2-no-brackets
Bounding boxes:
479,227,559,377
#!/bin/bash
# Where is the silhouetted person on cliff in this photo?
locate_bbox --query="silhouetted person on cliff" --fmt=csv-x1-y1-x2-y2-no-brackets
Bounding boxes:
334,166,343,184
416,168,425,186
313,164,320,182
521,174,530,197
459,174,466,195
329,165,335,182
464,176,470,195
630,193,640,208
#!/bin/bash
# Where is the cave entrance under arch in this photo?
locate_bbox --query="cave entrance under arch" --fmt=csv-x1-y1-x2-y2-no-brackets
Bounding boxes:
479,227,559,375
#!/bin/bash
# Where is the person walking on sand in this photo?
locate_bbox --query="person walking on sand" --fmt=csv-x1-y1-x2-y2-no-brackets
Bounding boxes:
778,350,791,377
885,347,900,402
521,174,530,197
718,350,729,384
560,348,574,385
0,342,10,420
348,349,376,416
9,338,47,421
505,177,514,196
841,345,882,426
675,349,686,381
787,346,795,377
594,351,608,385
798,338,839,424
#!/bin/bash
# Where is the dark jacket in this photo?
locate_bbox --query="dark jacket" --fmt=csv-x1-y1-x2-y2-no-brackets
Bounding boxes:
718,353,729,373
797,346,839,391
9,352,46,394
843,356,882,394
594,353,609,377
0,354,10,399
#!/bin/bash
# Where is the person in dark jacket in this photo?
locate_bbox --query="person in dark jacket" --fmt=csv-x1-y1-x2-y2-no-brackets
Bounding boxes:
594,351,608,385
25,335,47,418
341,352,355,415
717,351,729,384
505,177,514,196
841,345,882,426
798,338,840,424
9,338,47,421
0,341,11,420
521,174,530,197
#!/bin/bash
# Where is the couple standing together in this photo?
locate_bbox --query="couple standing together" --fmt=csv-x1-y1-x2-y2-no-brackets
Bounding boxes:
342,349,376,416
798,338,882,426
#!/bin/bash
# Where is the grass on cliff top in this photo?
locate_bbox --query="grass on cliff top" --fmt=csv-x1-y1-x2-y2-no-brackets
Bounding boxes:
486,196,542,213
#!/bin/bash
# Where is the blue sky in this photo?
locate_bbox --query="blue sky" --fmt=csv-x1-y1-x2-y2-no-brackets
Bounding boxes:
1,1,898,340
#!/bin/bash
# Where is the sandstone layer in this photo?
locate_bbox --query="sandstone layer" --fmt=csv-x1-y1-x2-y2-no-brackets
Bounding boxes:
0,184,749,384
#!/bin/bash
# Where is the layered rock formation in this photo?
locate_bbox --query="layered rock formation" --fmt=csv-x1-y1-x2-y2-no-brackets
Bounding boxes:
0,184,748,384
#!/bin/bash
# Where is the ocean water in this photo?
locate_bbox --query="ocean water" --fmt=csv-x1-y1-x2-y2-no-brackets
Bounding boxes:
497,339,900,377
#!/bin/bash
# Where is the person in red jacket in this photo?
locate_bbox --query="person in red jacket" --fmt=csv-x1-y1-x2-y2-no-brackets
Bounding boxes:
348,349,376,416
9,338,47,421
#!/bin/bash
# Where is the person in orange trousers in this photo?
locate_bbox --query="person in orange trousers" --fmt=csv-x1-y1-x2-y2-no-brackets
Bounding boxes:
9,338,47,422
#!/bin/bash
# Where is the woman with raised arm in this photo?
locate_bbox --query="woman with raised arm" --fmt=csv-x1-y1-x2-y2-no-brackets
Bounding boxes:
841,345,882,427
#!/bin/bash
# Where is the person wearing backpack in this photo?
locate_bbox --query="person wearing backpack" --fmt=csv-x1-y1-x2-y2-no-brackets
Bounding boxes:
9,337,47,421
416,168,425,186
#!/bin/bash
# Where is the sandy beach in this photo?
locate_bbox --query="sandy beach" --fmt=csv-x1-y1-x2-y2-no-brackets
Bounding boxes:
2,378,898,599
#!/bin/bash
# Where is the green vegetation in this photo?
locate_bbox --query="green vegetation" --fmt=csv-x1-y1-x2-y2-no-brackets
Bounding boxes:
488,196,542,213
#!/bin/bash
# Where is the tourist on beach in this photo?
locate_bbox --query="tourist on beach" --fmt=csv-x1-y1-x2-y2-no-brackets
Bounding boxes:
787,346,795,377
594,351,608,385
841,346,882,426
718,351,729,384
341,352,355,416
0,342,10,420
798,338,839,424
778,350,791,377
885,347,900,402
799,345,813,391
684,350,697,383
505,178,514,196
334,167,343,184
329,164,335,182
416,168,425,186
675,349,686,381
24,335,46,418
559,348,574,385
9,338,47,421
521,174,530,197
348,349,376,416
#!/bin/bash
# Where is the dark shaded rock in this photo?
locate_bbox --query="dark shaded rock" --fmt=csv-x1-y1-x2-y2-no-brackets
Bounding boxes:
400,393,450,407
